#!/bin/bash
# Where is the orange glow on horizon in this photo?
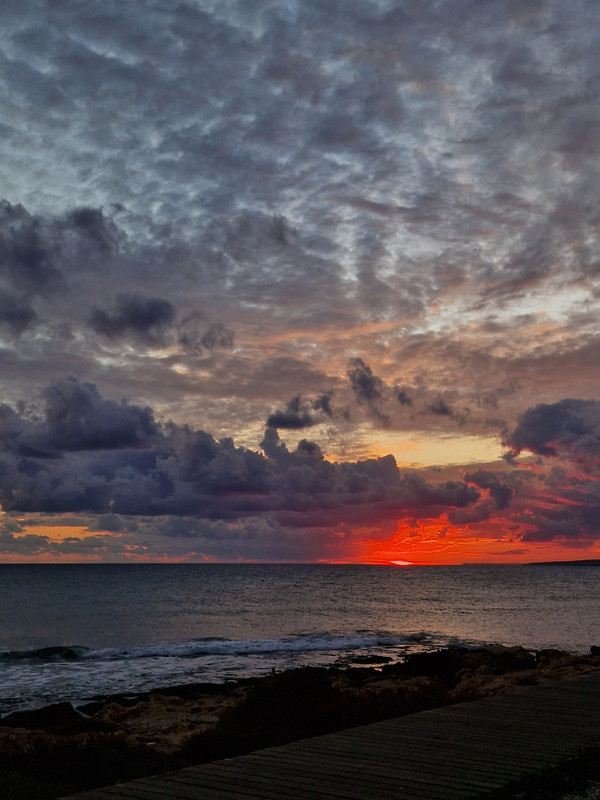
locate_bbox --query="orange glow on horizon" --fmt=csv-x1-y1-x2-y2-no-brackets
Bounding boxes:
2,512,600,566
353,515,600,566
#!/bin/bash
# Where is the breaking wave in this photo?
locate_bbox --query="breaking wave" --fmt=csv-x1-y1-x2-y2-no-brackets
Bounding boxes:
1,631,438,665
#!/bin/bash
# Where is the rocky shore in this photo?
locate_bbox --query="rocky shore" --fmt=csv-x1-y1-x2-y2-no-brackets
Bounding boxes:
2,645,600,799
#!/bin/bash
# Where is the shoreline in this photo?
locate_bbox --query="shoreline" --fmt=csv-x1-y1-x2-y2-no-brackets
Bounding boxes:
2,644,600,799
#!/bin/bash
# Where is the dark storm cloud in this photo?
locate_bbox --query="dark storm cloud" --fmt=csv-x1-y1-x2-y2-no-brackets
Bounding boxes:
505,399,600,459
428,397,453,417
0,201,62,295
346,358,391,426
64,207,120,254
464,469,513,510
89,293,176,345
516,498,600,543
0,380,480,529
0,290,36,335
313,393,334,417
0,376,158,457
42,377,159,451
396,388,413,407
177,311,205,355
347,359,383,404
495,397,600,542
267,396,315,430
0,201,120,302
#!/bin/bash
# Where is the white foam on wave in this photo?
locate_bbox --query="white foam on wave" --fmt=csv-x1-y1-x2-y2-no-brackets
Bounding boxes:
0,630,455,714
89,632,427,662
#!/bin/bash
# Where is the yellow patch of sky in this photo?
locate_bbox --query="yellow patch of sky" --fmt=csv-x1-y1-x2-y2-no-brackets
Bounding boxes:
250,423,503,469
17,524,100,541
365,429,502,468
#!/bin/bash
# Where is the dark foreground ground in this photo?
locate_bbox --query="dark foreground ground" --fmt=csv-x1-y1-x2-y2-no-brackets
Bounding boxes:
2,645,600,800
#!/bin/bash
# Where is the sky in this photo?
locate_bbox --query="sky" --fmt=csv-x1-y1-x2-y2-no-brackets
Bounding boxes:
2,0,600,564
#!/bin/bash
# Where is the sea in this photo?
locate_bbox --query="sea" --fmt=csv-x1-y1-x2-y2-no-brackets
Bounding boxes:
1,563,599,716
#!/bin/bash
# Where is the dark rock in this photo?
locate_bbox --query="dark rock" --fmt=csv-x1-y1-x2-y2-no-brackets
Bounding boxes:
399,647,480,681
537,648,569,665
393,646,536,684
591,646,600,657
351,655,392,665
1,701,83,729
76,701,105,716
483,646,536,674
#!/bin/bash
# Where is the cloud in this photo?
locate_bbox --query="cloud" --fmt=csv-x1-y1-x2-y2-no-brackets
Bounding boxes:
427,397,453,416
267,396,316,430
63,207,120,254
42,377,159,451
199,322,235,351
464,469,513,509
396,388,413,407
0,380,481,537
0,289,36,335
0,200,63,295
346,358,390,425
313,393,334,416
2,3,600,559
177,313,235,356
504,399,600,460
89,293,176,345
0,376,158,457
347,358,383,404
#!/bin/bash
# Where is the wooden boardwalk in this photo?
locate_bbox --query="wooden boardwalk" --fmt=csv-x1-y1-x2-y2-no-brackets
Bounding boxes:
62,672,600,800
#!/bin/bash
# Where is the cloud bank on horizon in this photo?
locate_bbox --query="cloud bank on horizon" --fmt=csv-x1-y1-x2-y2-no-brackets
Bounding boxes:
2,0,600,562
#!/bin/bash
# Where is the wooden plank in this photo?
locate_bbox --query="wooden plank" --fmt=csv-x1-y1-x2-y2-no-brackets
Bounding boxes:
295,723,572,767
259,746,520,793
254,740,537,785
250,749,502,796
59,673,600,800
192,761,451,800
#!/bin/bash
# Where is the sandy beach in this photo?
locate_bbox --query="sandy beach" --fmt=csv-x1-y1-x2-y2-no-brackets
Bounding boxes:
2,645,600,799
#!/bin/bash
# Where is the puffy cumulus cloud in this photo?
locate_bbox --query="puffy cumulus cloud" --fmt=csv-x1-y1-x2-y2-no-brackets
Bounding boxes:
0,380,481,550
0,376,158,457
42,377,159,452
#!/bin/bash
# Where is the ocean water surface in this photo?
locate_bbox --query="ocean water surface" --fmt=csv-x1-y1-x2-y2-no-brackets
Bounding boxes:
1,563,599,714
